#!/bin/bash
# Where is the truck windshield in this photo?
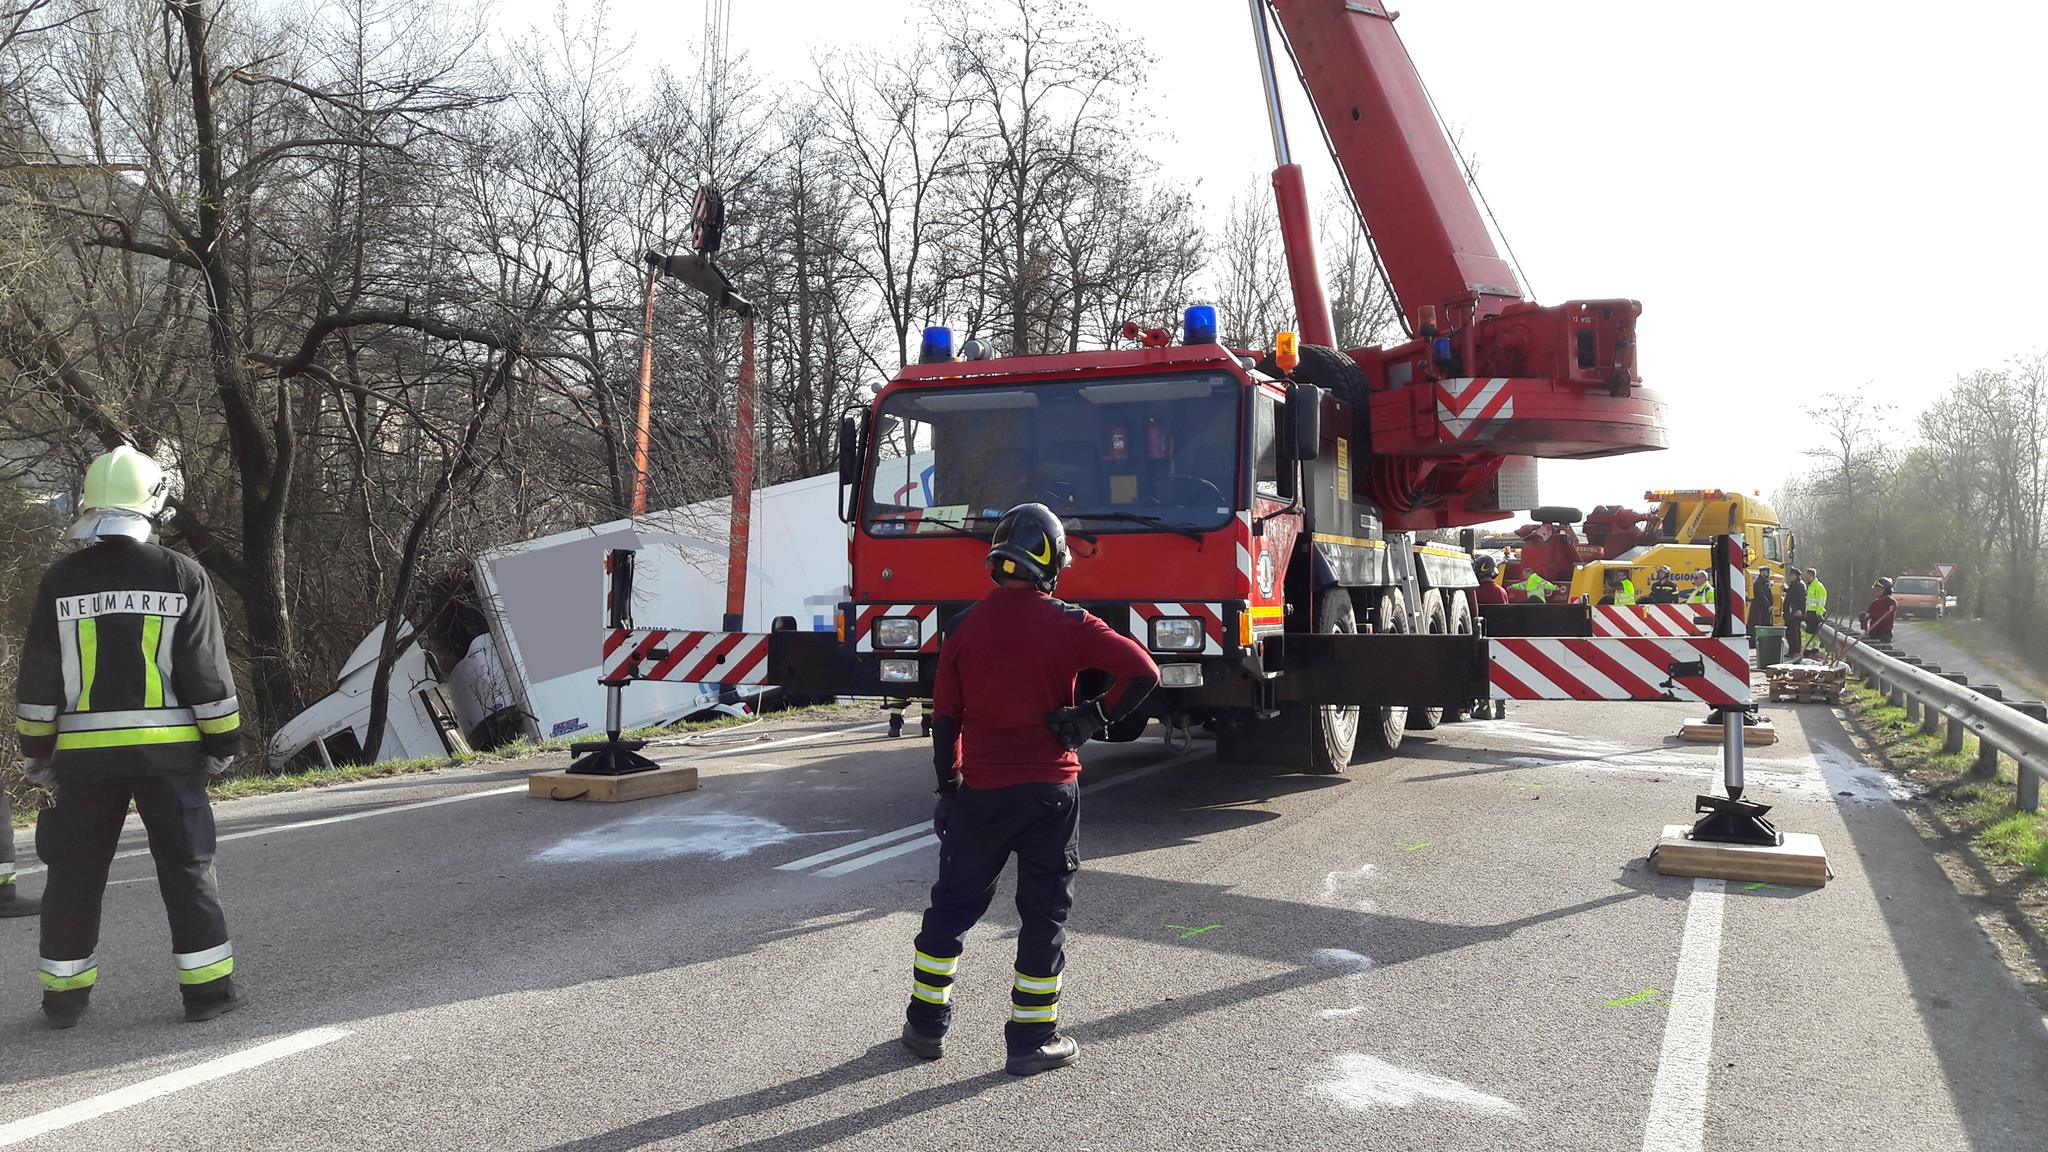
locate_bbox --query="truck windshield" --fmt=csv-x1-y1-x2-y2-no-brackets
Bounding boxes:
865,373,1241,536
1893,577,1940,595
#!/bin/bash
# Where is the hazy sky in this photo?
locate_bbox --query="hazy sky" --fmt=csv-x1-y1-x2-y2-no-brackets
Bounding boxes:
512,0,2047,517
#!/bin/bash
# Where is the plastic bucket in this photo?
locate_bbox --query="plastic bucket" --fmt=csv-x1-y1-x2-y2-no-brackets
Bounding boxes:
1755,626,1785,667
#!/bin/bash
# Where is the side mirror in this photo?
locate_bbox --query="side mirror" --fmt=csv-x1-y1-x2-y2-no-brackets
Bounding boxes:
836,413,867,523
1290,382,1322,462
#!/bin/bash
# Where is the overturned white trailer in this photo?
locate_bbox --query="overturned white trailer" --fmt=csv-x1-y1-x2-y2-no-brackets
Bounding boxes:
268,472,847,768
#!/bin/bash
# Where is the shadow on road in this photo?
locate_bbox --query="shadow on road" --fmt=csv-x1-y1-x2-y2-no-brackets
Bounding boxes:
1782,704,2048,1151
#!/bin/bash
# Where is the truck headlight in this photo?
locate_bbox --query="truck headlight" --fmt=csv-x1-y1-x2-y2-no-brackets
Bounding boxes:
879,659,919,683
874,617,923,649
1159,663,1203,688
1150,618,1204,652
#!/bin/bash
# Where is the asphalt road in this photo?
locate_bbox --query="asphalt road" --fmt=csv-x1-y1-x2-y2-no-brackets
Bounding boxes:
3,697,2046,1151
1888,622,2045,703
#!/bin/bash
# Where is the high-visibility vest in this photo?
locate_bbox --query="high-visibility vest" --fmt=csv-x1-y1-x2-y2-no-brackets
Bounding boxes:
1807,579,1828,614
1614,579,1637,606
15,540,242,774
1689,584,1715,605
1522,573,1554,596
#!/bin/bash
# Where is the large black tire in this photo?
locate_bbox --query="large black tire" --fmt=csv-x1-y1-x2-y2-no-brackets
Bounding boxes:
1256,344,1373,438
1405,590,1449,730
1362,589,1408,753
1443,591,1476,722
1305,585,1362,774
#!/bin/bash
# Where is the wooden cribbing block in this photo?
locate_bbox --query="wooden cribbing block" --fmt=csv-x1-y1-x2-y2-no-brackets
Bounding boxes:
1652,824,1829,887
527,764,699,803
1679,717,1777,745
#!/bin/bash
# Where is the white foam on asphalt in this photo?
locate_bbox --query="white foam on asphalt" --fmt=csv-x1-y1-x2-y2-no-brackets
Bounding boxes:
1811,739,1909,801
1320,1006,1366,1019
1311,1053,1522,1117
534,811,807,863
1312,948,1375,970
1639,877,1727,1152
1319,863,1380,912
0,1027,349,1147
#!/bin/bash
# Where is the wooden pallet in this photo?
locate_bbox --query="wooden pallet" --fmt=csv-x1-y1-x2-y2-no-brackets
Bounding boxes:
1679,717,1778,745
1652,824,1830,886
527,763,700,803
1765,661,1848,704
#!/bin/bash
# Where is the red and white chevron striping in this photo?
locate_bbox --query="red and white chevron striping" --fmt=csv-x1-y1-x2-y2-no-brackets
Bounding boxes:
1592,604,1708,637
1489,636,1752,707
602,629,772,685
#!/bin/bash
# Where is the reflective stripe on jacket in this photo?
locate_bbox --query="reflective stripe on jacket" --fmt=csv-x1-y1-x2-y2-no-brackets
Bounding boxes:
1807,579,1828,614
15,539,241,775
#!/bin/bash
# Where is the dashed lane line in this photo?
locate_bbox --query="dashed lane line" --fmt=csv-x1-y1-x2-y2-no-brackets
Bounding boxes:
1639,877,1727,1152
0,1027,350,1147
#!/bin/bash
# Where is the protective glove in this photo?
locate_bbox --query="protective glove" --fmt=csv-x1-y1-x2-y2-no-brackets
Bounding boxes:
205,755,234,777
1046,700,1108,751
23,757,56,790
932,773,963,836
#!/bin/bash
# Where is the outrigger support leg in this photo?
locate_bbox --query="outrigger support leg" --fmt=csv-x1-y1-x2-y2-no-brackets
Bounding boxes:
1685,704,1781,846
567,680,660,776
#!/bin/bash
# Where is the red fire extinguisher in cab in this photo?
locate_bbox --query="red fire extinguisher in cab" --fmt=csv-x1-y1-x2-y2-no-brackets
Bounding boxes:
1145,416,1171,462
1107,419,1130,463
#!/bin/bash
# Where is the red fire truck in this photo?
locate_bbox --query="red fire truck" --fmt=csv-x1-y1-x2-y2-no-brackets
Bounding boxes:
596,2,1730,778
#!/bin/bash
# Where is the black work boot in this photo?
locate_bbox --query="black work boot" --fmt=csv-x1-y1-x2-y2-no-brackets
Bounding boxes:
42,989,89,1031
1005,1033,1078,1077
900,1021,945,1060
182,978,245,1023
0,885,38,918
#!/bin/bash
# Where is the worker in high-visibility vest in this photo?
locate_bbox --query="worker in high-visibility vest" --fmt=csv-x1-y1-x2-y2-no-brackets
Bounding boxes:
1603,570,1637,606
14,447,244,1028
1688,580,1715,606
1519,571,1558,602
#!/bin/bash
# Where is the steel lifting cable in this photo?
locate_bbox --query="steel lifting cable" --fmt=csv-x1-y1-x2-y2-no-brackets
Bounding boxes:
1401,36,1536,302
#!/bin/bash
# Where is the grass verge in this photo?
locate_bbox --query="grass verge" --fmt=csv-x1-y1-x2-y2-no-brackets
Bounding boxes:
1840,679,2047,878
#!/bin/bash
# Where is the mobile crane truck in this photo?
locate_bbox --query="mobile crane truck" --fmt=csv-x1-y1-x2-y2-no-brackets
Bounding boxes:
597,1,1732,777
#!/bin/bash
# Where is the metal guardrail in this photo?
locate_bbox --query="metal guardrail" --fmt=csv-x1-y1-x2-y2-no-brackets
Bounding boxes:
1818,619,2048,812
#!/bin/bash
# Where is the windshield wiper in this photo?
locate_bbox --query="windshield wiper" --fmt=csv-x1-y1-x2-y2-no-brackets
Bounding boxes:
1065,511,1206,543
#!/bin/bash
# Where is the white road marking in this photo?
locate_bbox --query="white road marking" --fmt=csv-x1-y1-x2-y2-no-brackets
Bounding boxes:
1639,877,1727,1152
777,823,930,871
809,750,1204,877
0,1027,349,1147
11,786,528,879
13,721,887,878
817,833,938,877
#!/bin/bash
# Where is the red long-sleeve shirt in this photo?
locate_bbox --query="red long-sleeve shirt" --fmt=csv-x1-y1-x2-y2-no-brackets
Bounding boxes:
1861,595,1897,639
932,587,1158,788
1475,582,1509,606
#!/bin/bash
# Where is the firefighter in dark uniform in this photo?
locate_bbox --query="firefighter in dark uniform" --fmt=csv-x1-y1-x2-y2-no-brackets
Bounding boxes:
14,446,245,1028
901,503,1158,1076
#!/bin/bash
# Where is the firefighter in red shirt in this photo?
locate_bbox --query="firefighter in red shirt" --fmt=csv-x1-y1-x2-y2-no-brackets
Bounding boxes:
900,503,1158,1077
1473,555,1509,606
1859,577,1898,641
